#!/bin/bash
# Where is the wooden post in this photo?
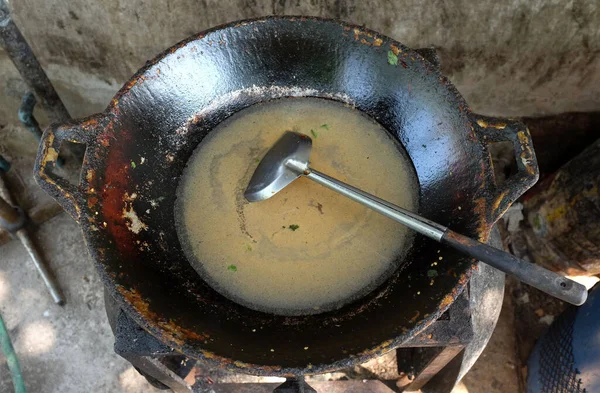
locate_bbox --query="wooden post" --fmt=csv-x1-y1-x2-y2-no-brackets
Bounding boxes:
523,139,600,275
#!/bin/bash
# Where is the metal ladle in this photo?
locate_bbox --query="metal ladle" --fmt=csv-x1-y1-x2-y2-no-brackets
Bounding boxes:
244,131,587,306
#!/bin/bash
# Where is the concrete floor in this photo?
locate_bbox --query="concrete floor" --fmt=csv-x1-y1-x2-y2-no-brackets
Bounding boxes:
0,213,152,392
0,212,519,393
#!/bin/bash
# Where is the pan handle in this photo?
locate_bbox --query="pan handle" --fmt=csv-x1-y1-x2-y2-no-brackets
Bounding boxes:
471,114,540,223
34,121,95,221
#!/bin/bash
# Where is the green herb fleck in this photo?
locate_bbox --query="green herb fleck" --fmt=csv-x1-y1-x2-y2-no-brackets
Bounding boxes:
131,161,136,168
282,226,286,229
246,244,252,251
422,144,427,149
387,50,398,66
310,129,318,138
288,224,300,231
227,264,237,272
255,158,260,163
320,124,329,130
427,269,438,278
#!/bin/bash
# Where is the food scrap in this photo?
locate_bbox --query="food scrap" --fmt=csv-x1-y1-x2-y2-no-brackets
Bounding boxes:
288,224,300,231
387,50,398,66
227,264,237,272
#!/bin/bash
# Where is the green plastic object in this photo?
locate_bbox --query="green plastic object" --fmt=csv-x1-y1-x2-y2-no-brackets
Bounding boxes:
0,312,26,393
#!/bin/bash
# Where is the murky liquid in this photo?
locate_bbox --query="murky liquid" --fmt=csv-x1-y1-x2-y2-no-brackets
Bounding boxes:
175,98,419,315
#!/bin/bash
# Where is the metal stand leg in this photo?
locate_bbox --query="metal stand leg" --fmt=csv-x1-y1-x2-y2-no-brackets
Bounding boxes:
0,171,65,304
110,305,195,393
398,346,464,392
274,377,317,393
396,291,473,392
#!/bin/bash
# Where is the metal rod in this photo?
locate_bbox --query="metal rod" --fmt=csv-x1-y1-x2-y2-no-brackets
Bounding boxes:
0,172,65,305
0,1,70,123
306,169,447,241
15,228,65,305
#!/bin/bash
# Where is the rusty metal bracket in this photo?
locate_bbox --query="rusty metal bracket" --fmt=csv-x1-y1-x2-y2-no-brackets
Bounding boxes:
396,290,472,391
112,309,195,392
273,378,317,393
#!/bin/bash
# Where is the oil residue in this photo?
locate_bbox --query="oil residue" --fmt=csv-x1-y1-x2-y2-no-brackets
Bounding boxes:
175,98,419,315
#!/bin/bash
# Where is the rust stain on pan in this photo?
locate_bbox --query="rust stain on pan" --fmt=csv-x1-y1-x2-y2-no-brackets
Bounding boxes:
467,124,478,143
118,287,210,346
473,197,490,242
351,27,384,47
517,130,536,175
87,196,98,209
476,119,507,129
100,128,139,256
231,360,284,374
160,320,210,344
439,273,469,311
44,147,58,163
118,287,159,320
492,189,509,214
356,339,394,358
80,118,99,128
408,311,420,324
39,132,57,167
439,293,455,310
86,169,95,183
198,350,285,375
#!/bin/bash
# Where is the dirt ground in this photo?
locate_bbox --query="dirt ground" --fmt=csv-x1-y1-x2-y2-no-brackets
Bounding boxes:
460,290,520,393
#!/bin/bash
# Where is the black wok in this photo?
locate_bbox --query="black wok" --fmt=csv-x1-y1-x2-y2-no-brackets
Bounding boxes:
35,16,538,376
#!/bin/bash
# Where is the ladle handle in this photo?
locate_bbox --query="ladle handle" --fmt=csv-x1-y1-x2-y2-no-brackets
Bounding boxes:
305,169,588,306
441,230,587,305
